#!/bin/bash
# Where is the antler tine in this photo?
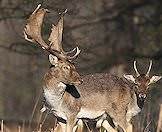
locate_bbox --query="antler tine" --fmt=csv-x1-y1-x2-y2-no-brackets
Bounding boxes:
66,47,81,60
146,60,152,76
64,47,77,55
32,4,42,15
59,9,68,16
134,61,140,77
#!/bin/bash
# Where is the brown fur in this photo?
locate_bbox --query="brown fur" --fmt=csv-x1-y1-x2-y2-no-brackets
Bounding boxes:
43,59,83,132
77,73,132,130
43,60,82,89
24,6,161,130
134,74,150,95
44,69,161,132
44,70,133,131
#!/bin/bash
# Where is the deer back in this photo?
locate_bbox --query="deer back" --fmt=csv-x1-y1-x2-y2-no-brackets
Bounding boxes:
75,73,132,121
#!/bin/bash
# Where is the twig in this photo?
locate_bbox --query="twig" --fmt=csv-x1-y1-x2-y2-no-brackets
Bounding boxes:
28,91,42,130
84,121,92,132
38,123,42,132
18,125,21,132
53,117,57,130
36,112,43,130
22,120,25,132
1,120,4,132
157,104,162,132
144,120,151,132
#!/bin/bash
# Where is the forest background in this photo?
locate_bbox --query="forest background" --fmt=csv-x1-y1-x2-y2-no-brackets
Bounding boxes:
0,0,162,131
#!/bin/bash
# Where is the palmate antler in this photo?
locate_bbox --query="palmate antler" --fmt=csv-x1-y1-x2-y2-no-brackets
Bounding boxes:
24,4,80,61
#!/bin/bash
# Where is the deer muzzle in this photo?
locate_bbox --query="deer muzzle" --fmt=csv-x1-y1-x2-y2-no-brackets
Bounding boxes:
138,93,146,99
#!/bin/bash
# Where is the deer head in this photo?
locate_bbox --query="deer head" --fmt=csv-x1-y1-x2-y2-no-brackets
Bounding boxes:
124,60,162,99
24,4,82,85
48,54,82,85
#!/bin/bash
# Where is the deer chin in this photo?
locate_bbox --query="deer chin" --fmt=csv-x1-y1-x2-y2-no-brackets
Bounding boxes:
66,79,83,85
70,81,82,85
62,80,82,86
135,92,146,109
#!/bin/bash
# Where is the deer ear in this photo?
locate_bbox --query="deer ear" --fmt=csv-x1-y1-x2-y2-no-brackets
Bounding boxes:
123,74,136,83
149,75,162,84
49,54,58,66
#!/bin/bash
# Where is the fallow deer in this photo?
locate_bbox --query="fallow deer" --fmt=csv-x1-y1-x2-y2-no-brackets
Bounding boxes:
93,60,162,132
24,5,162,132
24,4,83,132
71,60,161,132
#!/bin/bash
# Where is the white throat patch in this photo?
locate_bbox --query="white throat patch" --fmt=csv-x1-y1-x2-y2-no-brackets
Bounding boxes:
43,82,67,120
126,93,141,122
58,82,66,88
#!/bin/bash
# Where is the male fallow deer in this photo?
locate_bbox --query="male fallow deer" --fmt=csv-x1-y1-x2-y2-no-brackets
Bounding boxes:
24,5,162,132
24,4,83,132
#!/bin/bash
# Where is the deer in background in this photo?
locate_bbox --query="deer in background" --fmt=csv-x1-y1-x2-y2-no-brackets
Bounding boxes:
24,5,162,132
74,60,161,132
94,60,162,132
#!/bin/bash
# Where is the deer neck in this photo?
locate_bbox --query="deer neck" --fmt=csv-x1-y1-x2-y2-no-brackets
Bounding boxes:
43,69,67,113
43,71,67,120
43,68,67,91
126,92,141,122
126,90,146,122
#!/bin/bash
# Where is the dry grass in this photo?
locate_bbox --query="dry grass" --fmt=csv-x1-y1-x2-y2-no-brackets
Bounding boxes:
1,120,3,132
157,104,162,132
1,97,162,132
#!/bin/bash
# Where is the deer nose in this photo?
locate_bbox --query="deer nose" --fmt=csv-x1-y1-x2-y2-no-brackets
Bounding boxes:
79,79,83,84
139,93,146,99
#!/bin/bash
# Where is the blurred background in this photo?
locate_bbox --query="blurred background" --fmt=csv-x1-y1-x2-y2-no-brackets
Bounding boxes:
0,0,162,131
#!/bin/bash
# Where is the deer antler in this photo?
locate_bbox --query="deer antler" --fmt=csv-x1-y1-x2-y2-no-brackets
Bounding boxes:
134,61,140,77
24,4,80,61
146,60,152,76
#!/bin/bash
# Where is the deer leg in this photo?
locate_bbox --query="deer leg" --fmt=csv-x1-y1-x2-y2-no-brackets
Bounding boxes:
102,120,117,132
66,116,76,132
96,113,107,129
96,117,104,128
54,122,66,132
73,119,84,132
115,116,129,132
96,113,117,132
126,123,133,132
54,123,61,132
120,122,133,132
